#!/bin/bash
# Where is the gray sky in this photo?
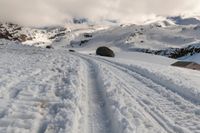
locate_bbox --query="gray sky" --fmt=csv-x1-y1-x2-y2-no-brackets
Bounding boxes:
0,0,200,26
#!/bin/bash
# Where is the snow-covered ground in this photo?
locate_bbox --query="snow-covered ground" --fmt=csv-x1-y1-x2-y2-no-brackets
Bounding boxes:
0,41,200,133
0,17,200,133
180,53,200,64
63,20,200,63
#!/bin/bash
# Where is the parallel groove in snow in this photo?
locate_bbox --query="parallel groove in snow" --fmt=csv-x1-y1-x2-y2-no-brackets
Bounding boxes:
96,57,200,133
80,55,200,133
85,60,112,133
76,54,169,133
1,46,200,133
99,57,200,105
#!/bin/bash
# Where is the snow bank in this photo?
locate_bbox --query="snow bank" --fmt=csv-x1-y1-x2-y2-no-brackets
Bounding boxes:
107,58,200,104
91,60,166,133
180,53,200,64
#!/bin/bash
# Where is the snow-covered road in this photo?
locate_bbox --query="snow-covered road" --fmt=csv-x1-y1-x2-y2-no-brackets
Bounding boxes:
0,45,200,133
79,54,200,133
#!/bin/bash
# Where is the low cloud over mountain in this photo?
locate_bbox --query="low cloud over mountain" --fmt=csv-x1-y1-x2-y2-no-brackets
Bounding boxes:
0,0,200,26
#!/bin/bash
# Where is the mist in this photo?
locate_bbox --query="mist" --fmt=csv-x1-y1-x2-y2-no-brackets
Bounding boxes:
0,0,200,26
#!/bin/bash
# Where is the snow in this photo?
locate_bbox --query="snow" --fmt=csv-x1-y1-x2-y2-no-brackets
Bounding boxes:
72,24,196,50
0,19,200,133
1,42,200,133
115,51,177,65
180,53,200,64
0,45,88,133
168,16,200,25
100,57,200,103
78,54,200,133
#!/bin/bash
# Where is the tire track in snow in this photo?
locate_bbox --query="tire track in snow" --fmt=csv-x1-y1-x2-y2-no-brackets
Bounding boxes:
90,57,175,133
75,54,168,133
94,57,200,133
78,54,200,133
83,59,112,133
99,57,200,105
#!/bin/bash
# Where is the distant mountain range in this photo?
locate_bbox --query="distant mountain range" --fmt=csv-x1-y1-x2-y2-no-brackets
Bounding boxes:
168,16,200,25
1,15,200,61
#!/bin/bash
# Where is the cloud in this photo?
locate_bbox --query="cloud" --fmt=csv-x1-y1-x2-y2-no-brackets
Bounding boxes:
0,0,200,26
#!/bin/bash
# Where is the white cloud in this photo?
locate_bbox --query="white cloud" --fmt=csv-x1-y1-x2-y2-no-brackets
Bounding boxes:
0,0,200,26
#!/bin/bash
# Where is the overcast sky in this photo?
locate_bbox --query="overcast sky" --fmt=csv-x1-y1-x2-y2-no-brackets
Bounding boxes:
0,0,200,26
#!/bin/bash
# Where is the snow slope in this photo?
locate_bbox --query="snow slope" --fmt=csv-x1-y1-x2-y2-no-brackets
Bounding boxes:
0,43,200,133
0,17,200,133
0,44,89,133
70,24,198,50
62,17,200,63
180,53,200,64
168,16,200,25
1,18,200,62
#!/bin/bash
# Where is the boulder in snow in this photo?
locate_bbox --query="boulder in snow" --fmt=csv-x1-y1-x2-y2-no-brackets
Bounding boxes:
84,33,92,38
171,61,200,71
46,45,53,49
96,46,115,57
69,49,75,52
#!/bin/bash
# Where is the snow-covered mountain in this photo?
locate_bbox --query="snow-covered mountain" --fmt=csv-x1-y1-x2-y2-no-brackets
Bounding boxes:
68,18,200,62
1,16,200,61
168,16,200,25
1,16,200,63
0,22,71,47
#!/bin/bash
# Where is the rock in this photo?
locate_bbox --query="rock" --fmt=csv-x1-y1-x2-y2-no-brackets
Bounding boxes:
19,34,28,42
80,40,89,46
96,46,115,57
73,18,88,24
69,49,75,52
46,45,53,49
171,61,200,71
84,33,92,38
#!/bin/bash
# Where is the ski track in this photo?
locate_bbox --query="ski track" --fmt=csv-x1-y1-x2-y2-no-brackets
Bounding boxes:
77,54,200,133
84,59,112,133
1,47,200,133
97,56,200,133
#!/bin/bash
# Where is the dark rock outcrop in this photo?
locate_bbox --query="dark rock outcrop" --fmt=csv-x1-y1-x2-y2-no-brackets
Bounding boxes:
84,33,92,38
96,46,115,57
0,23,32,42
80,40,89,46
171,61,200,71
69,49,75,52
46,45,53,49
132,44,200,59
